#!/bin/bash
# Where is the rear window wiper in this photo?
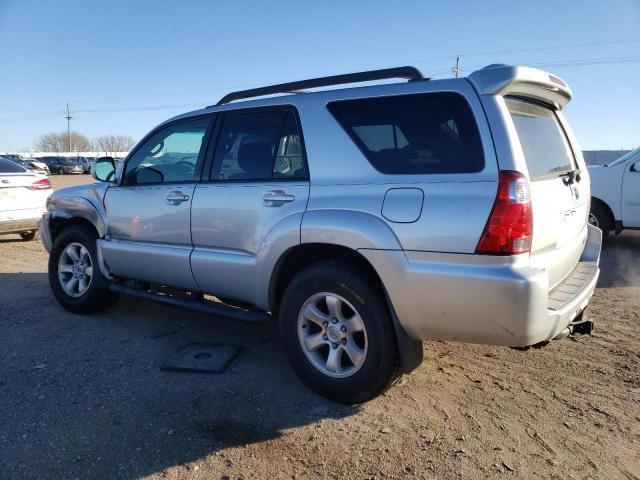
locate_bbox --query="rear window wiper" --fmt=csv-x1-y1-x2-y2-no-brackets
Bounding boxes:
558,168,582,185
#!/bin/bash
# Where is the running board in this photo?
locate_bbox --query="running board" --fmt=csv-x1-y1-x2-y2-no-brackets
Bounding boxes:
109,283,270,323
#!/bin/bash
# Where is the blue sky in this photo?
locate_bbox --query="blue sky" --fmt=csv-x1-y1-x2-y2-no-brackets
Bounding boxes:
0,0,638,152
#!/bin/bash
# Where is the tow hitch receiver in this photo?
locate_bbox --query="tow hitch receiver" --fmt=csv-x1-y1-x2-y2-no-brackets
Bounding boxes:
570,315,594,336
553,312,594,340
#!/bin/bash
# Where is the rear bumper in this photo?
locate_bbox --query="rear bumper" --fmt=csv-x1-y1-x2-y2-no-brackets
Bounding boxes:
361,224,602,347
0,217,39,235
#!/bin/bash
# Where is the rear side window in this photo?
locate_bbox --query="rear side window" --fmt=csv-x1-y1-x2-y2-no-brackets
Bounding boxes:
0,157,26,173
506,98,576,179
328,92,484,174
212,109,307,181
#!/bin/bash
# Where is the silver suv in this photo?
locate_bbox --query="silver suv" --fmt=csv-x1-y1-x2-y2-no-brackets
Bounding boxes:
39,65,602,403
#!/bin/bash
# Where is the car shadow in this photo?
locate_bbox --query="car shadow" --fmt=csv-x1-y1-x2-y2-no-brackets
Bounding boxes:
596,231,640,288
0,273,357,479
0,236,32,244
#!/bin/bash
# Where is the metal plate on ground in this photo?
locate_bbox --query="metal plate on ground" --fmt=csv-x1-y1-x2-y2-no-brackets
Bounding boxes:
161,344,241,374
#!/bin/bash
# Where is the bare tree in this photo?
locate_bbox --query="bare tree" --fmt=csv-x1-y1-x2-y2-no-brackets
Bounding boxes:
34,131,91,152
35,133,64,152
94,134,136,153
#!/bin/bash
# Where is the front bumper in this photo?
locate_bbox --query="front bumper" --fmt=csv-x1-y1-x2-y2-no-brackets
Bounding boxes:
361,224,602,347
37,214,53,252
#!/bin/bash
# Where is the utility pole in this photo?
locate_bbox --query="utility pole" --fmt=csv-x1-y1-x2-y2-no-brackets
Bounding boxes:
452,55,462,78
65,103,73,152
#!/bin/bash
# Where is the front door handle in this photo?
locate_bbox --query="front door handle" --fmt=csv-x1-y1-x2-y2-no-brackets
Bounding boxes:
263,190,295,207
166,191,190,205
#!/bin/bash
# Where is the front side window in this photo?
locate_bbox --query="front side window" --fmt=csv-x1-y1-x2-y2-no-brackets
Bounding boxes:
123,118,209,185
212,109,306,181
328,92,484,174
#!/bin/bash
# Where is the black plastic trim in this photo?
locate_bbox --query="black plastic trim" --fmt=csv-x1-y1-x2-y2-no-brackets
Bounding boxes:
109,283,270,323
615,220,624,234
214,66,426,106
382,288,423,373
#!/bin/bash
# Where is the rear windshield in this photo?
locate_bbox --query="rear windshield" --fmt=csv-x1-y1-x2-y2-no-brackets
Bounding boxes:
0,157,27,173
506,98,576,179
328,92,484,174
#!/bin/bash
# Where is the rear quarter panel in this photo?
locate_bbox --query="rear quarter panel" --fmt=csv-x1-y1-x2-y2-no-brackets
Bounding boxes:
299,79,499,254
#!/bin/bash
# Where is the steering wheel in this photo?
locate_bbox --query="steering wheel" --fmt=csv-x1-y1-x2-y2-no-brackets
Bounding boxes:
149,140,164,156
174,160,196,175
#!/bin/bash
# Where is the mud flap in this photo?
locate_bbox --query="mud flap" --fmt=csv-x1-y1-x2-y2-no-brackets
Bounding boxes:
383,290,423,373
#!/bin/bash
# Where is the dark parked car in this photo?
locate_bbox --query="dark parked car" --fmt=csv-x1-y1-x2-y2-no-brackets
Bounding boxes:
3,157,50,175
41,156,84,175
75,156,92,173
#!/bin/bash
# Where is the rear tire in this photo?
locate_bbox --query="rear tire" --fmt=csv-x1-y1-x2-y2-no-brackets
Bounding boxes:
48,225,118,313
20,230,39,241
58,168,65,175
279,261,400,404
589,201,612,238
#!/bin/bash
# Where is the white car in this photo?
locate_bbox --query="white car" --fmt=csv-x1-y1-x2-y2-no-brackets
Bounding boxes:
0,157,52,240
588,146,640,237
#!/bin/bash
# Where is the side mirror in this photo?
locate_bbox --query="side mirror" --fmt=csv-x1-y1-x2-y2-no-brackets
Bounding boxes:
92,157,116,182
632,160,640,173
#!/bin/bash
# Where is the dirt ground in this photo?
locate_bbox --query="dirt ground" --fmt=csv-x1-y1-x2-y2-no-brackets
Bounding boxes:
1,175,639,479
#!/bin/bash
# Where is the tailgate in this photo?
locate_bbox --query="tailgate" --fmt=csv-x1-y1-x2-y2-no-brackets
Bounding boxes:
506,98,589,289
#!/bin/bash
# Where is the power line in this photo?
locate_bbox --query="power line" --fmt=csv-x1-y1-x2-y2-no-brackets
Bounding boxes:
7,38,637,113
429,55,640,76
0,52,639,125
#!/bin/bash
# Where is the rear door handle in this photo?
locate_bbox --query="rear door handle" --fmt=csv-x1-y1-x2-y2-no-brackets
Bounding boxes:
263,190,295,206
166,191,190,205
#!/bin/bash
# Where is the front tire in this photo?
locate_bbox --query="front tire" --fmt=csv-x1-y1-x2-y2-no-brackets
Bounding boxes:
20,230,39,241
279,261,400,404
48,225,117,313
58,167,65,175
589,201,611,238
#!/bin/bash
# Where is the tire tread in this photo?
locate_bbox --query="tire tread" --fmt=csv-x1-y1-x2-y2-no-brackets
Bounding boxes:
280,260,401,404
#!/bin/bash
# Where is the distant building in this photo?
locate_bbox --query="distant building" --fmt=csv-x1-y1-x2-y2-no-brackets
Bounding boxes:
582,150,631,166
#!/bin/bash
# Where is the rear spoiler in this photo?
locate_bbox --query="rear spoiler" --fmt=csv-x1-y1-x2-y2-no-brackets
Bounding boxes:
468,64,572,110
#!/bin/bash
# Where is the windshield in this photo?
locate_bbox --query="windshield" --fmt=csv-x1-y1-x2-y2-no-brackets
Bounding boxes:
506,98,576,179
607,146,640,167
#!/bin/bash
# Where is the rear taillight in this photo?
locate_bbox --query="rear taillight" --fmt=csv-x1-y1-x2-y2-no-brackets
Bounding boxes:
29,178,52,191
476,170,532,255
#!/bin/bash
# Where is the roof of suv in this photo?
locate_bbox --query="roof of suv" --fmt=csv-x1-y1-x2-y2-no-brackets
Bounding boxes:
164,64,571,126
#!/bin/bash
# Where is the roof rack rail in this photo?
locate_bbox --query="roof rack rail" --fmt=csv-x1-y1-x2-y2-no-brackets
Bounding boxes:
214,66,426,106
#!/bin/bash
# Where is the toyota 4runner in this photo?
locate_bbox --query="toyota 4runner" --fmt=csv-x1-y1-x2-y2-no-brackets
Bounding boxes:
39,65,602,403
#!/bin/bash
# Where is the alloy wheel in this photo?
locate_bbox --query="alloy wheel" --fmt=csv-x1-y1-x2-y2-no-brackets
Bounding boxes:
57,242,94,297
297,292,368,378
